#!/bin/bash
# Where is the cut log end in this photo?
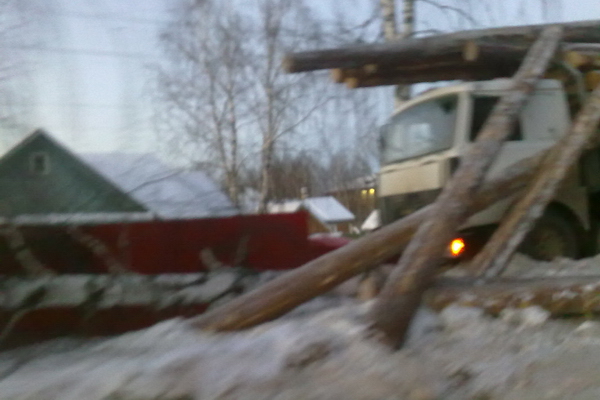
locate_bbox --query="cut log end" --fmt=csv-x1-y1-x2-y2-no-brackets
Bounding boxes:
281,55,297,73
462,40,480,62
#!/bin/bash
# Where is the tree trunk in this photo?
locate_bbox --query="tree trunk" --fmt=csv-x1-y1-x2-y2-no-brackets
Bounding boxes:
379,0,414,102
368,26,562,349
380,0,398,41
471,84,600,278
283,20,600,74
427,275,600,316
343,62,517,88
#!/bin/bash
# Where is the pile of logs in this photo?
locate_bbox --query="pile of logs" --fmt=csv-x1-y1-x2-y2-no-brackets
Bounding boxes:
190,20,600,349
282,19,600,88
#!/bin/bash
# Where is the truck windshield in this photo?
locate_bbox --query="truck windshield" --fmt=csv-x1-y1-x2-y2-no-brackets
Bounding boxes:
380,95,458,164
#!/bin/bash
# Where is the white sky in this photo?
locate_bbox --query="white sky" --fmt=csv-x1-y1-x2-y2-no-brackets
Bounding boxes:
2,0,600,155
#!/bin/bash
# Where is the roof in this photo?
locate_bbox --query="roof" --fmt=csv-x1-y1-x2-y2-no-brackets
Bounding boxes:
269,196,354,224
80,153,237,219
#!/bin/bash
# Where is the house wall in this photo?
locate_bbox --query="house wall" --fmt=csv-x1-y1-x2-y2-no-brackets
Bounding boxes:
307,215,353,235
307,214,328,235
0,135,146,216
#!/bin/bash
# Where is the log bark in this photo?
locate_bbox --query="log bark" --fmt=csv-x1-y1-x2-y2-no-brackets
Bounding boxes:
283,20,600,73
344,63,514,88
427,275,600,316
368,26,563,349
472,84,600,278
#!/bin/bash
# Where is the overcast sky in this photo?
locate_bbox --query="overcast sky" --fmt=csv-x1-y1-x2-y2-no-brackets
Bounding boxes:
2,0,600,157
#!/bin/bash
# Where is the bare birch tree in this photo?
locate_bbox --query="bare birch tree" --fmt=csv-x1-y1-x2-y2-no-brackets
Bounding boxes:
156,1,252,208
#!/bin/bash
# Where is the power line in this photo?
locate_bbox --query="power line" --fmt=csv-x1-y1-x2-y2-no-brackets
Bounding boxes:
6,103,145,109
0,44,159,60
20,9,171,26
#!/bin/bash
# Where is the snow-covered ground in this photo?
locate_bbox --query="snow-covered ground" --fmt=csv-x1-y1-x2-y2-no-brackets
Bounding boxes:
3,255,600,400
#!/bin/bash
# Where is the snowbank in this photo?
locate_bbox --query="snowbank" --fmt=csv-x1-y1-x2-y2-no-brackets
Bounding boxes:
3,254,600,399
1,296,600,400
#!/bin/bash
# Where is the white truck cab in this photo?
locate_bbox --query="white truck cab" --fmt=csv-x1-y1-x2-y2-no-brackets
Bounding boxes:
378,78,598,260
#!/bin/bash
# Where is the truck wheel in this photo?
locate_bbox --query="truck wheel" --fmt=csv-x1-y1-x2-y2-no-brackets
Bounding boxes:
518,210,582,261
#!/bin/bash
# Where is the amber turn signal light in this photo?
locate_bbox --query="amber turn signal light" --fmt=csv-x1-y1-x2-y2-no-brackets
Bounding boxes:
449,238,466,257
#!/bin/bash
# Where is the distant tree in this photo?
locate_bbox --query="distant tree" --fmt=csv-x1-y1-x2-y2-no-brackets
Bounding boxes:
156,0,251,207
155,0,329,211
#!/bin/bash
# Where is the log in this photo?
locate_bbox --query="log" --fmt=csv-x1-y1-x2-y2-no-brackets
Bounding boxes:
344,63,513,88
427,275,600,316
472,84,600,278
335,44,600,88
368,26,563,349
283,20,600,73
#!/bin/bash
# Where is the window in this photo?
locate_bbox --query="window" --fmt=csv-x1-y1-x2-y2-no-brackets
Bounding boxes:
470,96,522,141
381,95,459,164
29,152,50,175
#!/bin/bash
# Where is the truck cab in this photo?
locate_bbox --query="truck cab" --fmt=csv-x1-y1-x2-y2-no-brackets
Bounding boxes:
378,78,597,260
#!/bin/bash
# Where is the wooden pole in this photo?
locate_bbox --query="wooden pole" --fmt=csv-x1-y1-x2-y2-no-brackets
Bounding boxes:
427,275,600,316
368,26,563,349
283,20,600,73
472,84,600,278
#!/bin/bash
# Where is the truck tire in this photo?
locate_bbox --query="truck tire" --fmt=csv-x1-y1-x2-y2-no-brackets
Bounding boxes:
518,209,582,261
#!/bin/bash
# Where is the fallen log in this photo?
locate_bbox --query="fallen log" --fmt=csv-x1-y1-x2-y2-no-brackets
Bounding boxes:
368,26,562,349
427,275,600,316
472,83,600,278
283,20,600,74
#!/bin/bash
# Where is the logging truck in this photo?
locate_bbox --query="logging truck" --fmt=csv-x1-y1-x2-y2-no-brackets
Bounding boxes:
378,74,600,261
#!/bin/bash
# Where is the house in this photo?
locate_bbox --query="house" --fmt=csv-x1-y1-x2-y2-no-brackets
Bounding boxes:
269,196,355,234
0,129,236,219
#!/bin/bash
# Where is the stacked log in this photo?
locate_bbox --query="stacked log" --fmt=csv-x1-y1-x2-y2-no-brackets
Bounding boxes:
284,20,600,87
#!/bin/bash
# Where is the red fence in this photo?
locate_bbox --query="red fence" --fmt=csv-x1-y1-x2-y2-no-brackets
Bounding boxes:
1,211,346,275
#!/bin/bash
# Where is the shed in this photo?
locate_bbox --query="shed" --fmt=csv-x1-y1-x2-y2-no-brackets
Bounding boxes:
269,196,355,234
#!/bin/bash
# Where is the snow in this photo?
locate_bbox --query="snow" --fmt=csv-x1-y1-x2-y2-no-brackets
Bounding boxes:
269,196,355,224
1,296,600,400
361,209,381,231
80,153,237,219
4,254,600,399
